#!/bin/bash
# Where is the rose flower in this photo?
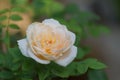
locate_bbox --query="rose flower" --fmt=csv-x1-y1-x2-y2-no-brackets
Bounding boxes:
18,19,77,67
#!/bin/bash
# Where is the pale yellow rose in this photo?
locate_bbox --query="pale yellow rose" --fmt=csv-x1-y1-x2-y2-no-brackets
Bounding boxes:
17,19,77,67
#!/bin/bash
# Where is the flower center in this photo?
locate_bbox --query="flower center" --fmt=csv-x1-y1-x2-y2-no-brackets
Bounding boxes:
41,39,56,54
31,28,68,60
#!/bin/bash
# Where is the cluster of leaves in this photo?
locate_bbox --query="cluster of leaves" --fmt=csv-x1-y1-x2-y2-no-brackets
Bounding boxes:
0,7,26,51
0,8,21,29
0,0,109,80
0,47,107,80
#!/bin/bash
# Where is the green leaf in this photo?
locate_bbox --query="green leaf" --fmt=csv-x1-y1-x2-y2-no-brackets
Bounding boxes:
52,62,77,78
2,53,13,69
0,15,7,21
9,24,20,29
9,14,22,21
84,58,107,69
22,59,35,72
88,70,108,80
84,58,97,64
67,62,79,76
0,71,14,79
9,47,23,62
0,9,8,15
38,69,50,80
89,62,107,69
36,64,51,80
77,62,88,74
11,7,26,12
1,49,21,71
20,59,36,79
52,65,70,78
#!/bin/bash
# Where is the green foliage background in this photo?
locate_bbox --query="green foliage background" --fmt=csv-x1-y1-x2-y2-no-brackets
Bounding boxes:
0,0,109,80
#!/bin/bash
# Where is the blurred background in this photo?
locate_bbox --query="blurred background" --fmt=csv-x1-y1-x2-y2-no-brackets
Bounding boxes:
0,0,120,80
58,0,120,80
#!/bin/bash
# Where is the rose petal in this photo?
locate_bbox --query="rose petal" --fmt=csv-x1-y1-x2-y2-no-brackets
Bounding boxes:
33,46,57,60
27,48,50,64
26,22,42,42
63,31,76,53
55,46,77,67
17,39,29,57
18,38,50,64
26,22,46,52
69,31,76,44
42,18,60,27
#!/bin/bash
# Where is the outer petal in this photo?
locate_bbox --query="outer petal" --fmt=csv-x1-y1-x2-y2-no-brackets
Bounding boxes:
17,39,29,57
17,38,50,64
42,18,60,27
27,48,50,64
69,31,76,45
55,46,77,67
63,31,76,53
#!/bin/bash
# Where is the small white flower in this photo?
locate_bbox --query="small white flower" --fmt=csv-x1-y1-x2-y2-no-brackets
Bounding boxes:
17,19,77,67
